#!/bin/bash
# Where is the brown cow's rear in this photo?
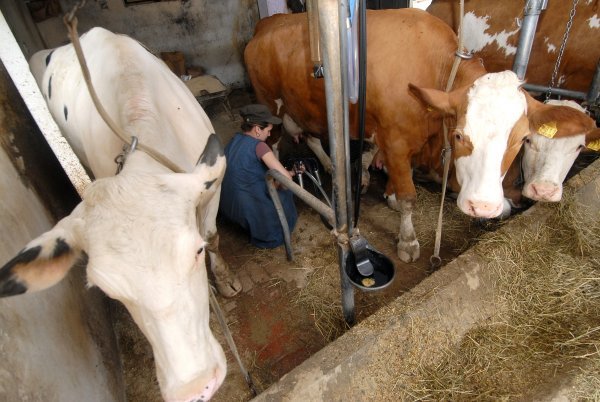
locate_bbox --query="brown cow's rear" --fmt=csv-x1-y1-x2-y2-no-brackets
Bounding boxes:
245,9,530,263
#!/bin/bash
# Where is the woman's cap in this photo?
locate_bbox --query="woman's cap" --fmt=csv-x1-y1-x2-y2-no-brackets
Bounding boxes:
239,104,282,125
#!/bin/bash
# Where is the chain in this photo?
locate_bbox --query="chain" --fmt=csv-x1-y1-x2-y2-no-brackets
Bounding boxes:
546,0,580,101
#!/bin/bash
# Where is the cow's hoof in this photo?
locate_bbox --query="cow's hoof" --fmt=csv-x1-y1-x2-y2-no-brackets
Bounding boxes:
397,240,420,263
215,275,242,298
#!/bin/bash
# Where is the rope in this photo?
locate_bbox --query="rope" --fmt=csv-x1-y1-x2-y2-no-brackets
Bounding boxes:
430,0,468,270
209,286,258,397
62,7,185,174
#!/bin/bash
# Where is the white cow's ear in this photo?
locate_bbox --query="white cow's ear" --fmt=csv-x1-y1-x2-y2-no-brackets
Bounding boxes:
193,134,226,177
175,134,226,205
409,83,456,116
0,207,86,297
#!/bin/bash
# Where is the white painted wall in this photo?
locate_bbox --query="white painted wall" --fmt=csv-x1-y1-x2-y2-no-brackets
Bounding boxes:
1,9,122,395
0,149,123,401
26,0,260,88
257,0,291,18
412,0,432,10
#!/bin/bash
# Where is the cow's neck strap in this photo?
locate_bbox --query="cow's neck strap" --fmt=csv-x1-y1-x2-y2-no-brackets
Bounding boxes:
114,136,138,175
63,12,185,174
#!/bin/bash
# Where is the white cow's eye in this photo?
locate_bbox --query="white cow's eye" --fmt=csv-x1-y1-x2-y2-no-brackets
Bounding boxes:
523,136,531,144
196,247,204,255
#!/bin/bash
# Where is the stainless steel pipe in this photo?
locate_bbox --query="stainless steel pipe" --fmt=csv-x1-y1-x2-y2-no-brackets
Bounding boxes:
512,0,548,80
318,0,356,325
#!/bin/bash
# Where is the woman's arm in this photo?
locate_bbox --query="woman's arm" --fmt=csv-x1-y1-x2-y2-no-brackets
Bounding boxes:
261,151,294,180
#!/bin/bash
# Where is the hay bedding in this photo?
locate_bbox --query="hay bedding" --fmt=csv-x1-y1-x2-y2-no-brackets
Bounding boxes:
389,189,600,401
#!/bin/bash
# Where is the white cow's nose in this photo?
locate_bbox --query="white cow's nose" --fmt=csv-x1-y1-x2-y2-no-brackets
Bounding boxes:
166,376,221,402
529,182,561,202
466,199,503,218
195,377,219,402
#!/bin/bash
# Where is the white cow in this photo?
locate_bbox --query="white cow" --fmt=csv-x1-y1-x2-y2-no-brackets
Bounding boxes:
0,27,242,401
519,99,600,202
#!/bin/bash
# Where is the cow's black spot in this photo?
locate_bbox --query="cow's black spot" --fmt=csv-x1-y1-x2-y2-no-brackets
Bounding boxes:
64,105,68,121
2,246,42,270
0,246,41,297
76,252,89,269
52,238,70,259
204,179,216,190
48,75,52,99
198,134,223,167
0,277,27,297
45,50,55,66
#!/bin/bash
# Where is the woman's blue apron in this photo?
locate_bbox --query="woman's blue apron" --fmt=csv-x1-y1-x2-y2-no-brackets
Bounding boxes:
219,133,298,248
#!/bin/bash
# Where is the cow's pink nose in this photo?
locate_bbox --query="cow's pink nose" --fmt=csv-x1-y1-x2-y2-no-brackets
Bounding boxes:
467,200,502,218
530,182,560,201
191,377,219,402
167,377,220,402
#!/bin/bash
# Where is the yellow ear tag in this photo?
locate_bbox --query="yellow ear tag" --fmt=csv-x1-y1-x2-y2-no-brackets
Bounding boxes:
587,139,600,151
537,121,558,138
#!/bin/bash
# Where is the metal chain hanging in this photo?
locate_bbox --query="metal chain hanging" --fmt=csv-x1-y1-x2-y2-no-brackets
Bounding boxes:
546,0,580,101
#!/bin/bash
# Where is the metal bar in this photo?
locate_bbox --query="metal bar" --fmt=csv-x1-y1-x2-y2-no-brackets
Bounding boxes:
354,0,367,225
265,170,336,263
266,170,335,227
303,170,332,207
340,2,354,231
523,83,587,100
319,0,355,326
306,0,321,65
265,175,294,261
586,59,600,104
512,0,548,80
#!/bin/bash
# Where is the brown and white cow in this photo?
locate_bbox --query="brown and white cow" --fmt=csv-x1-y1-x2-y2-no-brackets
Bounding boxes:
372,95,600,209
426,0,600,93
245,9,600,263
0,27,241,401
518,97,600,202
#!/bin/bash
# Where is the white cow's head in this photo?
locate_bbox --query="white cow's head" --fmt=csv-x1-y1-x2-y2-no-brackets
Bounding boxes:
410,71,528,218
0,136,227,402
521,99,600,202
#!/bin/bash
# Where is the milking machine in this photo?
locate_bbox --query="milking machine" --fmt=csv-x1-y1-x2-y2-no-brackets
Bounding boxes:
266,0,394,325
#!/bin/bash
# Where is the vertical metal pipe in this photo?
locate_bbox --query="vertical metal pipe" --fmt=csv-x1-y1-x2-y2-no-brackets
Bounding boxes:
307,0,321,66
339,1,354,232
266,176,294,261
586,59,600,105
354,0,367,225
512,0,548,80
318,0,355,325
